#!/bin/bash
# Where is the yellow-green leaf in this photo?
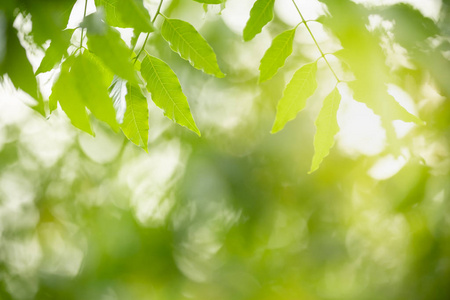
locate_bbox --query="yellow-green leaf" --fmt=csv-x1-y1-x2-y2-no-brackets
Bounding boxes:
243,0,275,41
161,18,224,78
309,88,341,173
259,28,296,82
141,55,201,136
121,83,149,151
271,62,317,133
49,58,93,135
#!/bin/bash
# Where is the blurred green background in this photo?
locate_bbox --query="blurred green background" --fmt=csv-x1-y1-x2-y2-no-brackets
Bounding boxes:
1,0,450,299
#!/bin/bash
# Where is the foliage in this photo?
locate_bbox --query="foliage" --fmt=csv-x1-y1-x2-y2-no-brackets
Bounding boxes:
1,0,450,297
1,0,449,172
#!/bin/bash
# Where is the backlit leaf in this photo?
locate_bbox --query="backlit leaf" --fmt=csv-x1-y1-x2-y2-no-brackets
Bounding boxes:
121,83,149,151
49,57,93,135
259,28,296,82
161,17,224,78
141,55,201,136
70,53,119,132
0,23,44,115
94,0,154,33
36,29,73,75
272,62,317,133
309,88,341,173
86,21,137,83
243,0,275,41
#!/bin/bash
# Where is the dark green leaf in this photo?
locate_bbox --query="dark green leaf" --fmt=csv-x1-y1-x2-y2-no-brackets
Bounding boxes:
36,29,73,75
0,23,44,115
243,0,275,41
141,54,200,136
259,28,296,82
161,17,224,78
272,62,317,133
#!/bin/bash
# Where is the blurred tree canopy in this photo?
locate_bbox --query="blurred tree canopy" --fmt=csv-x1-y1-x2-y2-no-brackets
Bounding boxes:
1,0,450,299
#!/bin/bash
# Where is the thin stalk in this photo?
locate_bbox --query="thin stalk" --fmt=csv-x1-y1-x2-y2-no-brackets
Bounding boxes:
133,0,164,64
292,0,340,83
79,0,88,50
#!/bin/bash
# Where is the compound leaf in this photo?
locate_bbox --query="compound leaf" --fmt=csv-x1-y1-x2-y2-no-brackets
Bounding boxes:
141,55,200,136
272,62,317,133
161,17,224,78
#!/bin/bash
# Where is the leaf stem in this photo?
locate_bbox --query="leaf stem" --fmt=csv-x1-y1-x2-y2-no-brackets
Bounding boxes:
133,0,164,64
79,0,88,51
291,0,340,83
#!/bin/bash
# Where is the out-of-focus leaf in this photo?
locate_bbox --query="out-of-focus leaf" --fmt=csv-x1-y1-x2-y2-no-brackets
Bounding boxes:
94,0,154,33
318,0,423,129
141,54,200,136
377,4,450,98
71,53,119,132
161,17,224,78
309,88,341,173
21,0,76,46
85,14,137,83
49,57,93,135
272,62,317,133
36,29,73,74
50,53,118,133
121,83,149,151
348,80,422,124
243,0,275,41
0,23,44,115
259,27,296,82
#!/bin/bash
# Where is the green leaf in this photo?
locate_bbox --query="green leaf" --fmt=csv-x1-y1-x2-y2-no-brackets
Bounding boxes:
271,62,317,133
141,55,201,136
50,57,93,135
0,23,44,115
86,22,137,83
50,53,119,133
94,0,154,33
121,83,149,151
36,29,73,75
259,28,296,82
309,88,341,173
243,0,275,41
71,53,119,132
161,17,224,78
